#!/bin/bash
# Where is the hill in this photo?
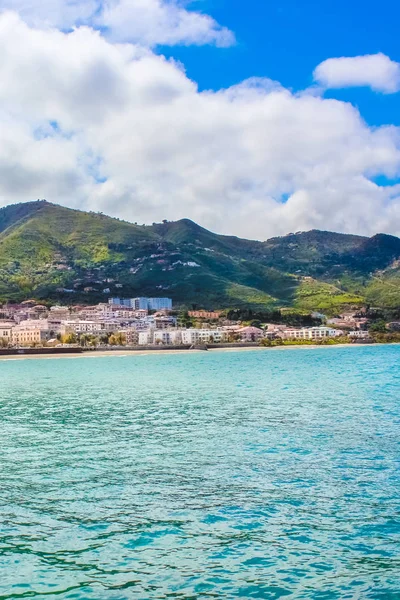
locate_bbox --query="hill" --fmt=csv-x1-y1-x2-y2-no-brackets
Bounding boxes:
0,200,399,312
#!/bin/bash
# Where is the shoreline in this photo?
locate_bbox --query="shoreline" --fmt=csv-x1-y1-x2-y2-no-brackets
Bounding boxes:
0,343,398,361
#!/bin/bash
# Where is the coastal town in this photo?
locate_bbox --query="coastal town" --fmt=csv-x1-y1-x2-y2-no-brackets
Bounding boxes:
0,296,398,351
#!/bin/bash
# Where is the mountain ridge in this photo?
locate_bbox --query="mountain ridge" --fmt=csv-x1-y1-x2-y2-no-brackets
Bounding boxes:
0,200,399,312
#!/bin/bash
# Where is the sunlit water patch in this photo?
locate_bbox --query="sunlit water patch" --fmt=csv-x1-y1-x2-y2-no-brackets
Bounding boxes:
1,346,400,598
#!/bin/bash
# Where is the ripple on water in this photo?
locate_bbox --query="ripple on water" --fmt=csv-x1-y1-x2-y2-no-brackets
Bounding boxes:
0,346,400,598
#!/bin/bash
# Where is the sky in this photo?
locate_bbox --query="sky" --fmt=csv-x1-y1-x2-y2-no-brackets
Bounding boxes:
0,0,399,239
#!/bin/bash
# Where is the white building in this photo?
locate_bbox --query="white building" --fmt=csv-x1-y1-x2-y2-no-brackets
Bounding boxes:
181,328,228,345
154,330,183,345
63,320,119,334
281,326,343,340
17,319,50,331
138,330,154,345
349,330,370,339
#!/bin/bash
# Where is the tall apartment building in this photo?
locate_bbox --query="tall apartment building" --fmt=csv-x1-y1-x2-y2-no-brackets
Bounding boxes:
147,298,172,311
109,297,172,311
108,297,133,308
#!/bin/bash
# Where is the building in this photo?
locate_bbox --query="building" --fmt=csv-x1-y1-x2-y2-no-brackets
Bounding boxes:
12,327,49,346
108,297,172,311
281,327,343,340
349,330,371,339
181,328,228,345
133,297,150,310
327,315,368,330
154,330,183,345
138,330,154,345
147,298,172,311
119,329,139,345
236,326,265,342
63,320,101,334
155,316,177,329
47,319,65,335
108,297,133,308
0,324,13,343
49,306,70,320
17,319,49,330
188,311,222,320
63,320,120,334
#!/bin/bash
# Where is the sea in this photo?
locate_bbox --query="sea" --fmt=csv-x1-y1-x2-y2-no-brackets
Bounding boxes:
1,346,400,599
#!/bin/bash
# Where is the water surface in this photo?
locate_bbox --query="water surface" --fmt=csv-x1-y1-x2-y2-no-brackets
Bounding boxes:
1,346,400,598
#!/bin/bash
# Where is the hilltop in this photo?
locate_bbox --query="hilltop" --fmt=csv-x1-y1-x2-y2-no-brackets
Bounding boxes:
0,200,400,312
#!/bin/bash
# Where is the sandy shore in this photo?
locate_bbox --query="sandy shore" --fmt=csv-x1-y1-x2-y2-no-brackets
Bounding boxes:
0,343,395,361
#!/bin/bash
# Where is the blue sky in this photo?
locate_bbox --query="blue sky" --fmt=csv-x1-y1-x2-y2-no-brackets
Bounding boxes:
0,0,399,238
163,0,400,126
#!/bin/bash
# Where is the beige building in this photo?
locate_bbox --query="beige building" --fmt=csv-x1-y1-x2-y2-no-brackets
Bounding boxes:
120,329,139,345
12,328,49,346
236,326,265,342
49,306,70,320
188,311,222,320
0,324,13,343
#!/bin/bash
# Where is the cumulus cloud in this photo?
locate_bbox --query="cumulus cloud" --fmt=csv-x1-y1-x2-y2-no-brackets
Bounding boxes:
314,53,400,94
0,0,98,29
0,0,235,47
99,0,235,47
0,13,399,239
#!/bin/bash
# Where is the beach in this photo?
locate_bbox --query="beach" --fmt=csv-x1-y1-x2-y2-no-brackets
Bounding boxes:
0,343,383,361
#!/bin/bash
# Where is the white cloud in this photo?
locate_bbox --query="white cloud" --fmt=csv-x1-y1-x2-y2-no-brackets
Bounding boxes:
314,53,400,94
99,0,235,47
0,0,98,29
0,0,235,47
0,13,399,239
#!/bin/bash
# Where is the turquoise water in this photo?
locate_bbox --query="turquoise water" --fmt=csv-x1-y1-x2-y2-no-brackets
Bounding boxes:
1,346,400,599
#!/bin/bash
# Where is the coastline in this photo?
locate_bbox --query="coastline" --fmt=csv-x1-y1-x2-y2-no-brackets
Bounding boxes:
0,343,398,361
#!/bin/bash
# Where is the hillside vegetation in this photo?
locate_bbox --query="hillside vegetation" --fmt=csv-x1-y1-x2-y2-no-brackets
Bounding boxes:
0,200,399,311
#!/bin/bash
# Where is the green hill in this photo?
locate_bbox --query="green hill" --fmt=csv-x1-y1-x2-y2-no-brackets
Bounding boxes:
0,200,399,312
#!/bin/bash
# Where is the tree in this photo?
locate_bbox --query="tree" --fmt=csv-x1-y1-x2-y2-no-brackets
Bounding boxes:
250,320,262,328
369,320,387,333
177,311,193,328
60,332,78,344
109,332,126,346
79,334,99,347
100,333,110,345
0,337,9,348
